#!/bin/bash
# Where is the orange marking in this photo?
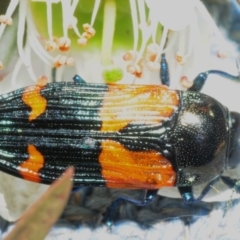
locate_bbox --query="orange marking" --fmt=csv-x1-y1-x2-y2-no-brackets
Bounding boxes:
22,84,47,121
37,75,48,87
99,140,176,189
100,84,179,132
19,145,44,182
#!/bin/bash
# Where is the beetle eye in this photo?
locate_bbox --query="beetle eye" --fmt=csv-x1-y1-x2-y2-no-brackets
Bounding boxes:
231,112,240,131
228,149,240,169
229,112,240,169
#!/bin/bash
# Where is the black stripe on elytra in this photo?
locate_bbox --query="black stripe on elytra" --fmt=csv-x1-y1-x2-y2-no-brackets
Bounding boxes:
0,82,109,186
37,82,109,186
113,98,180,172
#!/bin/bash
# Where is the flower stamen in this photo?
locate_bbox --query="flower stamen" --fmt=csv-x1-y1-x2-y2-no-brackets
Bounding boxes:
0,0,19,39
77,37,88,46
135,0,151,61
129,0,139,52
101,0,124,83
42,1,59,52
123,50,137,62
66,56,75,66
146,43,159,61
58,36,71,52
71,0,79,14
145,43,161,71
0,15,13,25
185,23,194,59
37,75,48,87
180,76,193,88
148,10,158,43
53,55,75,68
126,58,143,78
69,0,81,37
76,0,99,47
17,0,36,81
53,54,67,68
155,26,168,62
61,0,72,38
45,40,57,52
82,23,96,40
146,61,160,71
176,51,186,65
101,0,116,66
46,0,53,40
11,57,23,86
68,16,77,29
91,0,101,26
29,33,53,65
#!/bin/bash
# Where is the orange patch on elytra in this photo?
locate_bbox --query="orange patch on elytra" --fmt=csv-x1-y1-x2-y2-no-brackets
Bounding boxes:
19,145,44,182
99,140,176,189
100,84,179,132
22,84,47,121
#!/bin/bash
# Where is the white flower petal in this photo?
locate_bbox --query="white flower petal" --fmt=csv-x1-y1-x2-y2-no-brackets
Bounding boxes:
146,0,196,31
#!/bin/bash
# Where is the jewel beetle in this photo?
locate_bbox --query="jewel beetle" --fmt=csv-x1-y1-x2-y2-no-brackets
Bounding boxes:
0,74,239,207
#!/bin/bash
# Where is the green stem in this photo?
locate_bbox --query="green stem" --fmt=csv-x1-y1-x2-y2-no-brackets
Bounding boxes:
101,0,116,66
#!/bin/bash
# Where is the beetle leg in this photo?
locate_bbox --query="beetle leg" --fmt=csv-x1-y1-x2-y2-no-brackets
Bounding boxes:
221,176,240,216
178,177,219,204
221,176,240,193
102,190,158,228
178,186,198,204
143,189,159,204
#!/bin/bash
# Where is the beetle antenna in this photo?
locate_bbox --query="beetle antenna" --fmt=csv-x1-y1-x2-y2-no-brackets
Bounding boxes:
73,74,86,84
189,70,240,92
160,54,170,86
